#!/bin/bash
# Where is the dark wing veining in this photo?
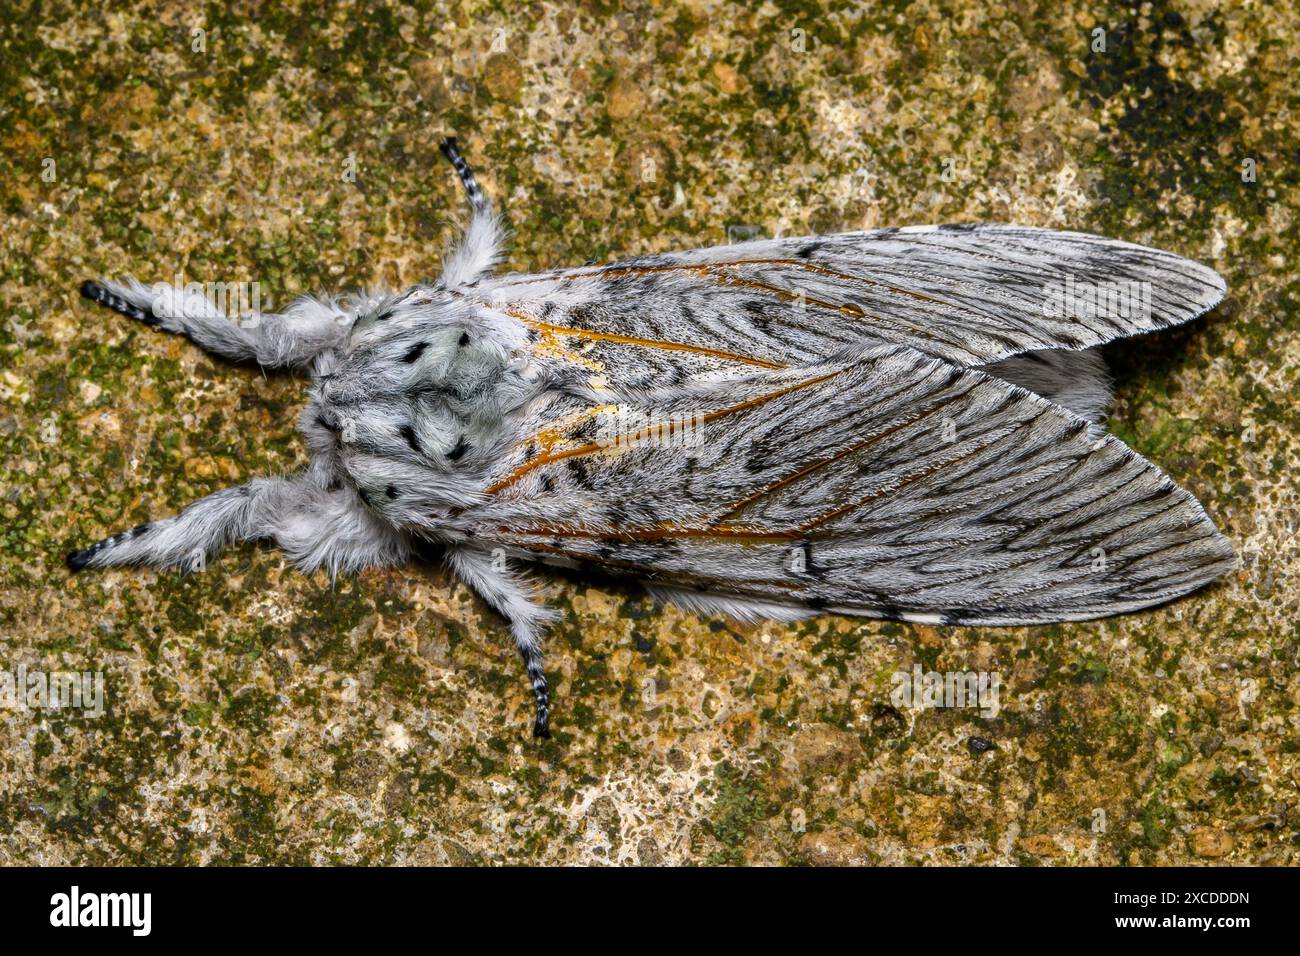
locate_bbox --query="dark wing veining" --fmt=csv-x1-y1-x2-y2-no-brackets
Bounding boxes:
473,224,1225,379
467,346,1234,625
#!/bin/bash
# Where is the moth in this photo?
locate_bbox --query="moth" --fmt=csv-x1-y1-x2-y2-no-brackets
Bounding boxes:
70,139,1234,738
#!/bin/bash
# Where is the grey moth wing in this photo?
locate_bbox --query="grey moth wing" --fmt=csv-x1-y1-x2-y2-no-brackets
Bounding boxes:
469,224,1226,382
463,345,1234,626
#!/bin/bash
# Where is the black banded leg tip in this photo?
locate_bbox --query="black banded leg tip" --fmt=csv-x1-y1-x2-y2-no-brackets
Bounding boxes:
533,721,551,740
66,549,91,572
80,280,104,301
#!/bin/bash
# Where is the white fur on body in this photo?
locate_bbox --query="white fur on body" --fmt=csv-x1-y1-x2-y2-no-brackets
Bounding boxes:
70,145,1232,737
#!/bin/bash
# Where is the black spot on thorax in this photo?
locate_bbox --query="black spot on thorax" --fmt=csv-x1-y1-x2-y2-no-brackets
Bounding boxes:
446,435,470,461
399,424,422,453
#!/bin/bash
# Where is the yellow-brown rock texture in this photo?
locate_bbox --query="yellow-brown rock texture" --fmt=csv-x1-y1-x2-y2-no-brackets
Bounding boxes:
1,0,1296,864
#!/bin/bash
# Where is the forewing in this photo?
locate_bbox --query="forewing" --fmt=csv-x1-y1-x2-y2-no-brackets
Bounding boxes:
468,347,1234,625
471,225,1225,378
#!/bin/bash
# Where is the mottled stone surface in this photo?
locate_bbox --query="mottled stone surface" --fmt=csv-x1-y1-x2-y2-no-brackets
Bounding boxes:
1,0,1296,865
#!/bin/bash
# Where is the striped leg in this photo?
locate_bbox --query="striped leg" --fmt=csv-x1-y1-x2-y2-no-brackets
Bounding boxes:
436,138,504,290
79,279,348,369
439,137,489,213
67,476,409,578
446,545,557,738
67,478,295,573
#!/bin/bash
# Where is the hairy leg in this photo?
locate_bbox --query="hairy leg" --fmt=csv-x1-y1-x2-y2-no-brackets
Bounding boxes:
436,138,505,290
80,279,349,369
446,544,557,738
67,476,408,577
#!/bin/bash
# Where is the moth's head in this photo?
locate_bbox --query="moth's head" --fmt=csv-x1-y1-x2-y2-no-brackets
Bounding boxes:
304,283,543,494
302,285,544,513
309,290,506,417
